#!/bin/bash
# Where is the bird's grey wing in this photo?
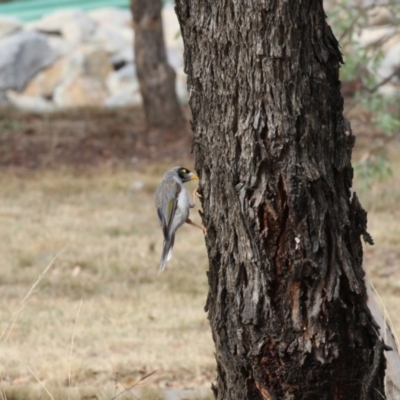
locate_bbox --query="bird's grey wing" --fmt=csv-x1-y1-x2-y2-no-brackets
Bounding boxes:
156,178,181,240
156,208,167,237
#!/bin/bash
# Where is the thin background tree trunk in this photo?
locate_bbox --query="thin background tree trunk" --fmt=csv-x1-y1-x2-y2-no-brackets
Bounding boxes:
131,0,183,130
175,0,387,399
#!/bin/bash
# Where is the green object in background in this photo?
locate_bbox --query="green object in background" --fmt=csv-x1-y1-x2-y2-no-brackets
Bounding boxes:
0,0,130,21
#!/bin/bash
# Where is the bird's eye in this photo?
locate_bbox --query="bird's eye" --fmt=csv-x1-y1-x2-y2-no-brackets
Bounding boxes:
181,168,188,174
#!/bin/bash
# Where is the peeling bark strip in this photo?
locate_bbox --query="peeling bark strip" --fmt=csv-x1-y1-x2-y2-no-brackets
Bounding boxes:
175,1,386,399
131,0,183,129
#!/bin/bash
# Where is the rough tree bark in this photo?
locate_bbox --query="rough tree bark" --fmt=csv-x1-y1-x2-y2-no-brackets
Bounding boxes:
175,1,387,399
367,283,400,399
130,0,183,129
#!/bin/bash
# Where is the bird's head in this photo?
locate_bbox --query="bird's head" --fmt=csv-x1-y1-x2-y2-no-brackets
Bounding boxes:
176,167,199,183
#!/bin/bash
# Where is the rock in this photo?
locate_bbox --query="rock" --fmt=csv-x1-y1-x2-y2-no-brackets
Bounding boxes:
111,48,134,69
81,46,112,81
0,5,190,110
47,36,74,57
0,30,57,92
7,90,55,112
24,44,112,100
167,46,184,70
105,92,142,108
63,44,113,80
162,4,183,69
88,8,132,28
162,3,186,101
53,75,107,107
105,64,142,107
175,69,188,103
61,12,97,45
28,9,78,33
0,16,23,39
91,23,133,54
23,57,67,98
106,64,139,95
28,9,96,41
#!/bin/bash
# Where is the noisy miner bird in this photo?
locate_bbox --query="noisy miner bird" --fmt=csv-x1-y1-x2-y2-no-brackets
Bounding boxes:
155,166,206,272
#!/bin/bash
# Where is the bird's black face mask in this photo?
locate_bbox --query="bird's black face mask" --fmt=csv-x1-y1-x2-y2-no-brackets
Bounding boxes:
178,167,199,183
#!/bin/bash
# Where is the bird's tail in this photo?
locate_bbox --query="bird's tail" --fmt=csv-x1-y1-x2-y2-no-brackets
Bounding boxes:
159,233,175,273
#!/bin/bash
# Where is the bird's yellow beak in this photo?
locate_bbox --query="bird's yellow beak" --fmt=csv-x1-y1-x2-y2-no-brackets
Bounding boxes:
190,172,199,180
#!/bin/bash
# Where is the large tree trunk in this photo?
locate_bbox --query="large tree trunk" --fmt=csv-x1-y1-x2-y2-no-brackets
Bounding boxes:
131,0,183,130
175,1,387,399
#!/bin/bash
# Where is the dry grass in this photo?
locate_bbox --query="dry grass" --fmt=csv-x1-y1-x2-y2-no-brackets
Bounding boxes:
357,142,400,335
0,165,215,399
0,141,399,399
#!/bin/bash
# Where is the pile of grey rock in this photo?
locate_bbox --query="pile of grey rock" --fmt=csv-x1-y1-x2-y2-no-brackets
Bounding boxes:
0,5,186,111
0,3,399,112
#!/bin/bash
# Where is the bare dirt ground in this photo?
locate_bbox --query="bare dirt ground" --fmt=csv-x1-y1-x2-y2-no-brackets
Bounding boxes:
0,105,399,399
0,107,193,169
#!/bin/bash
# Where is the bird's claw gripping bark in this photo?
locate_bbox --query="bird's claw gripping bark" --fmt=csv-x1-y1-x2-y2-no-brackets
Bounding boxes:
192,188,202,206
